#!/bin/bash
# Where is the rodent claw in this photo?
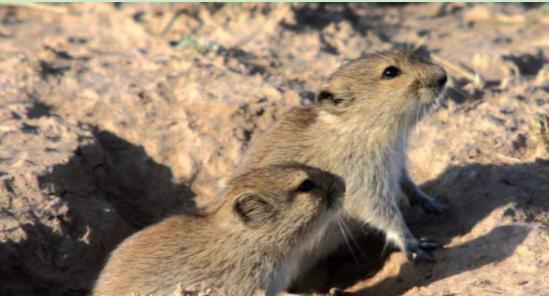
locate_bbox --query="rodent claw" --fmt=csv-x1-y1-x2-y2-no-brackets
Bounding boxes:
413,249,435,265
418,238,441,251
405,238,440,264
328,287,345,296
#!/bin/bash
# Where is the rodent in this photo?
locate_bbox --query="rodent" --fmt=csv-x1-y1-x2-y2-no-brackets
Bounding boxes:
235,49,448,266
93,163,345,296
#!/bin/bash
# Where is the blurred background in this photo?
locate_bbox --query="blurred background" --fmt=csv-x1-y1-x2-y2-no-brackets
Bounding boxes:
0,3,547,296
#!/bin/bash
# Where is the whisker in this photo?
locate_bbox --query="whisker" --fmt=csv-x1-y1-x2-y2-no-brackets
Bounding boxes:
336,217,361,266
415,104,421,136
380,237,392,260
432,99,440,113
354,223,371,238
339,218,369,263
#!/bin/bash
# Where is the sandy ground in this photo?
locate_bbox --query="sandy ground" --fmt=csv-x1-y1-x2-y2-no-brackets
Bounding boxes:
0,3,547,296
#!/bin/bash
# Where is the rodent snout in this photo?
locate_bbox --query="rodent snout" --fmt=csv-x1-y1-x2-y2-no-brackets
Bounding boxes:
435,67,447,89
437,72,447,88
420,65,447,91
325,176,345,208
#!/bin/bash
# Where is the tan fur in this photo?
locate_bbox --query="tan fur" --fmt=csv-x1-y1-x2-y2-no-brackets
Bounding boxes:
93,164,345,296
235,49,447,269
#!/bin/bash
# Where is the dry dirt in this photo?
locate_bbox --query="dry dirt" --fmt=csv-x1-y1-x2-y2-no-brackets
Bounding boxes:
0,3,547,296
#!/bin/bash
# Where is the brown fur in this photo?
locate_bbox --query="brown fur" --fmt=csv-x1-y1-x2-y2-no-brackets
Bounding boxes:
93,164,345,296
235,49,447,268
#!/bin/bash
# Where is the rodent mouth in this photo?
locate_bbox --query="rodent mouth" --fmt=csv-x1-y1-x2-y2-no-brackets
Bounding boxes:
326,197,334,209
418,85,445,102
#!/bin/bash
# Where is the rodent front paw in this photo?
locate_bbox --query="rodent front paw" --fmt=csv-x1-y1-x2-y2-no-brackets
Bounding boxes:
405,237,441,264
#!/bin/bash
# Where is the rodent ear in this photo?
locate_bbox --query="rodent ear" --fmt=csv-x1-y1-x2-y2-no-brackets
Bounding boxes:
316,89,345,110
233,194,275,226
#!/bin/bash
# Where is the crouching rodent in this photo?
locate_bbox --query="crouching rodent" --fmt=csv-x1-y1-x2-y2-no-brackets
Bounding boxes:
93,163,345,296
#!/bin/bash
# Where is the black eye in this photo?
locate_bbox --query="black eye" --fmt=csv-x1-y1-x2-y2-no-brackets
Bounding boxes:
296,179,315,192
382,66,401,79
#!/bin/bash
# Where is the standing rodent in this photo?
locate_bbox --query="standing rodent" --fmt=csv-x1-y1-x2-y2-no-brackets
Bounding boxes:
93,163,345,296
235,49,448,264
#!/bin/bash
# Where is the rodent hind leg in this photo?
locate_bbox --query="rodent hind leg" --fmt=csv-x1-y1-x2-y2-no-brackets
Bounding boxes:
400,169,447,214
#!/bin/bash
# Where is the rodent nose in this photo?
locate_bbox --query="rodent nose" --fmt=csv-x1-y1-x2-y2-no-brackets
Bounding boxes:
438,74,447,87
327,177,345,200
437,69,447,88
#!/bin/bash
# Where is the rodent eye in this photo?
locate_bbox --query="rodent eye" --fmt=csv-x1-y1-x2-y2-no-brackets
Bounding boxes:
296,179,315,192
381,66,401,79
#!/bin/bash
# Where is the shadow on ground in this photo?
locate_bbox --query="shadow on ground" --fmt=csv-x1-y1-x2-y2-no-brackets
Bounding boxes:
293,159,549,295
280,3,407,44
88,129,198,227
38,128,198,229
0,128,197,296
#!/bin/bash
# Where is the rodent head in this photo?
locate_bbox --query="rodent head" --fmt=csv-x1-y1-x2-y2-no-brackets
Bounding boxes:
223,163,345,244
317,49,447,124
